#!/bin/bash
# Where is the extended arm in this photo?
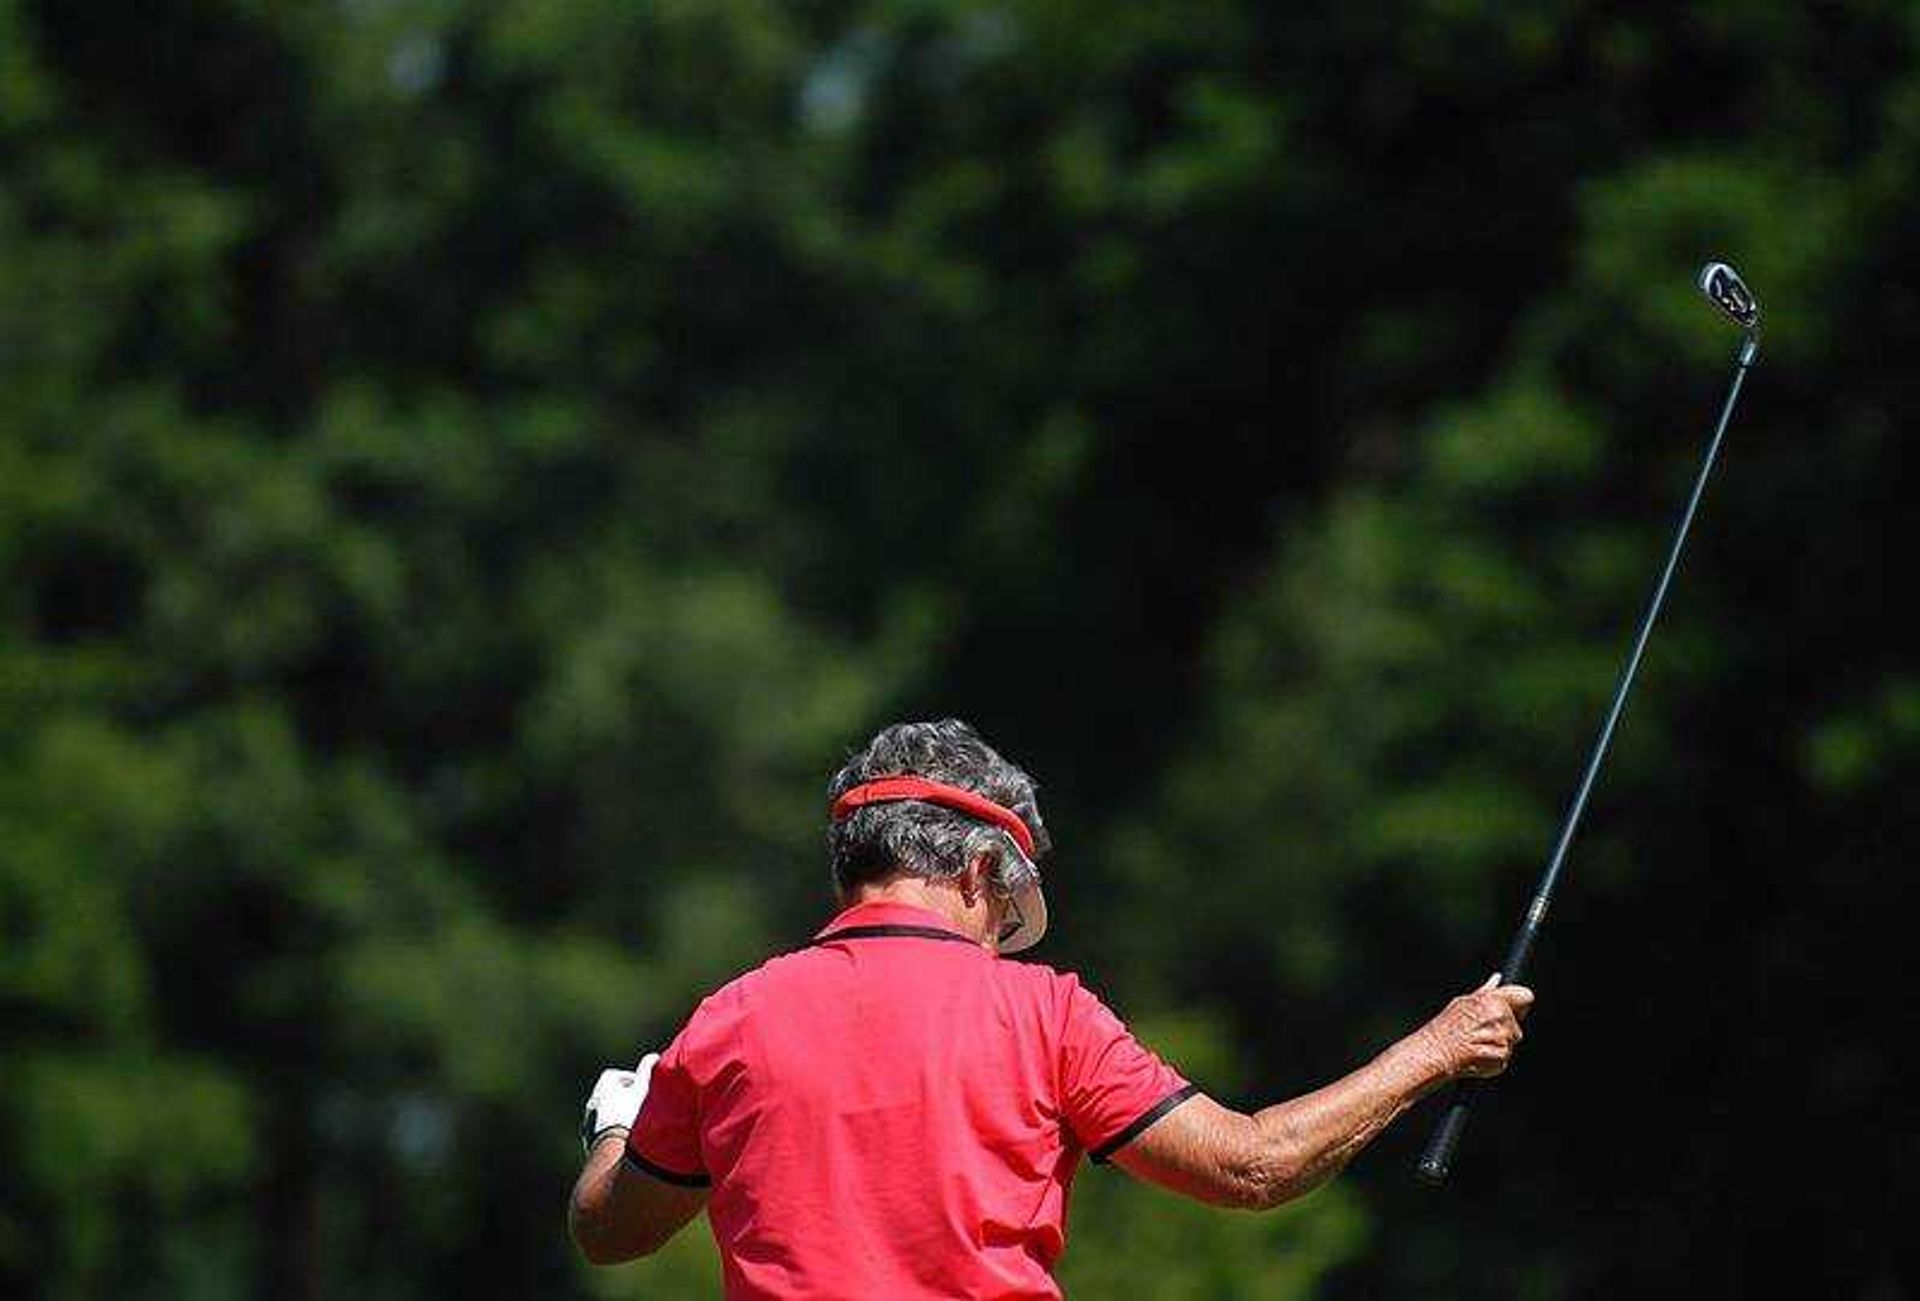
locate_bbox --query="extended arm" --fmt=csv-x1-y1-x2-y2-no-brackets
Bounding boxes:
1112,977,1532,1209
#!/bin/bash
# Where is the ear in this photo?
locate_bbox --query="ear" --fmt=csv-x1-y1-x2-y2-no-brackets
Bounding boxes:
961,853,994,903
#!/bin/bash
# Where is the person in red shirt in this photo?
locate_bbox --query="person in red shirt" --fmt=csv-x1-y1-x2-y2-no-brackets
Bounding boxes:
570,719,1531,1297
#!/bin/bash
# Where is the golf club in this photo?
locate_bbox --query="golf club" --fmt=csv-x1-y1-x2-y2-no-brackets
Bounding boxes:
1414,261,1763,1185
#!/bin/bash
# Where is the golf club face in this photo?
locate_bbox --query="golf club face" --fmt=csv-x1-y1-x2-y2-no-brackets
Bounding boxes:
1698,261,1760,331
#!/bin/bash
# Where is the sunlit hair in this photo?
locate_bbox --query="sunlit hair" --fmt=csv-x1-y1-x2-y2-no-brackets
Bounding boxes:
827,719,1049,902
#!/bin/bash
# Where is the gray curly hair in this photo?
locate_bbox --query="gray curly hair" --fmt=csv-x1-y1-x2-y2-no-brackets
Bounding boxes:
826,719,1050,901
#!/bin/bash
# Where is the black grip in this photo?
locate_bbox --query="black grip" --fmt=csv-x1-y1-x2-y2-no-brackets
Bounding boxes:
1414,912,1538,1186
1415,1080,1479,1184
1501,917,1540,987
1414,943,1529,1187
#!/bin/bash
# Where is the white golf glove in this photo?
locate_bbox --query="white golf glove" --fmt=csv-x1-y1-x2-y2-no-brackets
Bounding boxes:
581,1053,659,1153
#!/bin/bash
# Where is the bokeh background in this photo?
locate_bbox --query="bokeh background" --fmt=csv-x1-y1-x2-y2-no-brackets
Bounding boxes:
3,2,1916,1296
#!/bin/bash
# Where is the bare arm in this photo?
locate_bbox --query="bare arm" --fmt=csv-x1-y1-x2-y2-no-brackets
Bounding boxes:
568,1132,709,1265
1111,978,1533,1210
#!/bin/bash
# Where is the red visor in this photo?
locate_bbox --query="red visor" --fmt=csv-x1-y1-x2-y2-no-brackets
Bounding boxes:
830,777,1037,859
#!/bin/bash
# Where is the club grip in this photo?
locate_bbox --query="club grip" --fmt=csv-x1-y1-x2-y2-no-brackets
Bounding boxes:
1415,922,1534,1186
1415,1080,1479,1184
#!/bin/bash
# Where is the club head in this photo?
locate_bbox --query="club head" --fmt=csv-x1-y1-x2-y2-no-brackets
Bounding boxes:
1698,261,1760,332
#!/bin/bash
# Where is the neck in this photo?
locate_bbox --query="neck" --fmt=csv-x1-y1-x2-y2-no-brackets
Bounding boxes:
850,876,997,950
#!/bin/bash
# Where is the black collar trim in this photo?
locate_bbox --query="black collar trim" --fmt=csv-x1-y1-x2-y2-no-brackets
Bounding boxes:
812,924,979,947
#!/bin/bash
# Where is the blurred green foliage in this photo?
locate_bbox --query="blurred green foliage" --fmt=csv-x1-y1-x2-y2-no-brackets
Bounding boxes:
2,1,1916,1297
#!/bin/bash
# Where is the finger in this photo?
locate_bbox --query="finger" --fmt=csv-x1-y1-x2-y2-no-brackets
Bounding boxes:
1498,984,1536,1012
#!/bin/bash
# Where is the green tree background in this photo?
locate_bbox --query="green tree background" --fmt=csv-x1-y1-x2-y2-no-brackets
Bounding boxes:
2,2,1914,1296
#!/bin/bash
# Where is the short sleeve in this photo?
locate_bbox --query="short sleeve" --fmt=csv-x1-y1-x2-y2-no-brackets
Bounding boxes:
1058,977,1195,1164
625,1023,713,1188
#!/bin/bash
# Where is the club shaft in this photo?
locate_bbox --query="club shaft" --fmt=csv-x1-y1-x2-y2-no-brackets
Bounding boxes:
1518,335,1755,948
1415,332,1758,1185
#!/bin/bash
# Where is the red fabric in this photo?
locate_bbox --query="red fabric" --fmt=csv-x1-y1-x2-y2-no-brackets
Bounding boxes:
626,901,1192,1299
830,777,1037,858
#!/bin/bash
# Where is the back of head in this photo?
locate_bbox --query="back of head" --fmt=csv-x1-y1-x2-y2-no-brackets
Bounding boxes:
826,719,1050,902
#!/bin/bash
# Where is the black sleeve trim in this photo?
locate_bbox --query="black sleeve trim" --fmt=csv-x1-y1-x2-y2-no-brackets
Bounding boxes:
1089,1084,1201,1164
623,1148,712,1189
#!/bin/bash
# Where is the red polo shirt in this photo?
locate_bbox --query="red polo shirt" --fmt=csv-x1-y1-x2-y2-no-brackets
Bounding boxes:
625,901,1195,1299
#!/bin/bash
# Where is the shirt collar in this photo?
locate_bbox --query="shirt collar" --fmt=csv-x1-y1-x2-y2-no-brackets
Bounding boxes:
815,900,984,947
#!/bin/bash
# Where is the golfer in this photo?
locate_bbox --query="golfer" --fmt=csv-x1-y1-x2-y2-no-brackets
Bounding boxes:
570,719,1531,1297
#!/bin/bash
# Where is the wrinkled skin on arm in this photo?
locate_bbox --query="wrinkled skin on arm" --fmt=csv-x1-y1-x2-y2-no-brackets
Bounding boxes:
568,1134,710,1265
1113,977,1533,1210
